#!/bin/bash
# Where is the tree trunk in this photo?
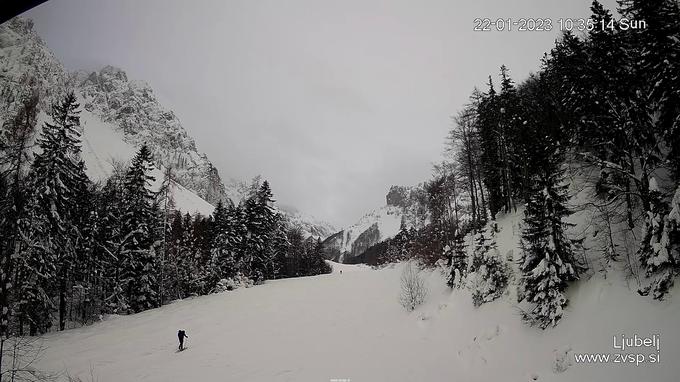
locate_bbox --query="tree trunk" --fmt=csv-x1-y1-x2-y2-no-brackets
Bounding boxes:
476,163,487,222
59,274,67,331
623,156,635,228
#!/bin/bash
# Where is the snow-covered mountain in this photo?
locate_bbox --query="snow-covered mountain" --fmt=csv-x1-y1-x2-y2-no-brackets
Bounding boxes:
0,18,69,121
323,184,428,262
278,205,336,240
0,17,335,236
77,107,216,216
1,17,216,216
75,65,228,206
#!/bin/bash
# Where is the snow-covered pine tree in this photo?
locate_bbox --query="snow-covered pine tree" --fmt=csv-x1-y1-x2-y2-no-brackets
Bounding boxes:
165,210,187,297
98,172,129,313
241,197,258,276
243,181,277,283
270,216,290,279
477,77,504,219
309,238,332,275
70,179,100,325
266,212,289,278
447,231,467,288
469,227,489,274
121,144,159,313
20,91,90,332
470,222,508,306
385,220,411,264
285,227,305,277
617,0,680,180
213,200,228,230
300,237,315,276
518,163,579,328
637,181,680,300
180,214,209,295
156,165,177,306
227,203,248,277
179,212,203,296
209,201,238,283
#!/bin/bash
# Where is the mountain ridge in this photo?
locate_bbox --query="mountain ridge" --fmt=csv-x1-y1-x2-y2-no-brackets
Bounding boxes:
0,16,335,238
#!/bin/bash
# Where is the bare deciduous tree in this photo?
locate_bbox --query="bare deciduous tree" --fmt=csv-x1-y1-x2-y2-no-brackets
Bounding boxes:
1,336,53,382
399,261,428,312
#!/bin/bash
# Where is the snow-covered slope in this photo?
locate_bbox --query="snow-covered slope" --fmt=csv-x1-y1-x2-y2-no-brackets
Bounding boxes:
79,110,215,216
33,260,680,381
28,161,680,381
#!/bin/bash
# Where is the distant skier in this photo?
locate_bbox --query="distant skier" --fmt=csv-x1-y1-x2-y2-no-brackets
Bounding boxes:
340,270,342,275
178,329,188,351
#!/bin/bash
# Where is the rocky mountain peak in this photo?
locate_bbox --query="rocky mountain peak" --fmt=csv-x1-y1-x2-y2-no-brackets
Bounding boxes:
75,64,225,204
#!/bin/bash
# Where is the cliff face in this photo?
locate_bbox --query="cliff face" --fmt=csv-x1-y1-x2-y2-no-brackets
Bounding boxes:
75,66,228,205
350,223,380,259
0,18,70,120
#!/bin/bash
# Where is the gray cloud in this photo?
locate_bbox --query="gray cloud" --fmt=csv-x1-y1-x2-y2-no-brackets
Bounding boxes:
24,0,617,227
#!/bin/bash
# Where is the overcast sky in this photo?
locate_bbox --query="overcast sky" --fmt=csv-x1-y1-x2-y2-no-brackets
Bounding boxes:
24,0,617,227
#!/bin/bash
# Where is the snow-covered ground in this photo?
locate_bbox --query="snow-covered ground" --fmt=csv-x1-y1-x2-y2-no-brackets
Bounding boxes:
35,258,680,381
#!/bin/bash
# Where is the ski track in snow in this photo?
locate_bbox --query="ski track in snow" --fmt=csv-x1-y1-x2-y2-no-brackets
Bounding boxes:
35,258,680,382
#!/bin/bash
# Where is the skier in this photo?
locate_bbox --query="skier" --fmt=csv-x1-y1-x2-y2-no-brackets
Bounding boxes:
177,329,188,351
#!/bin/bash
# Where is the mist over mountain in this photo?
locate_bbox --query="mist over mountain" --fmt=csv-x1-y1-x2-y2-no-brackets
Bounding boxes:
0,17,334,236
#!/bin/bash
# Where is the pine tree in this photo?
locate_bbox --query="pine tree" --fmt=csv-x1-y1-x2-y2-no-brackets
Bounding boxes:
20,92,90,332
469,229,487,275
210,201,238,282
470,222,508,306
616,0,680,179
156,165,176,306
477,77,504,218
309,239,332,275
70,179,99,325
637,182,680,300
98,172,128,313
121,145,159,313
180,212,204,296
518,162,579,328
166,210,187,298
270,217,290,279
285,227,306,277
385,219,411,264
243,181,277,282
